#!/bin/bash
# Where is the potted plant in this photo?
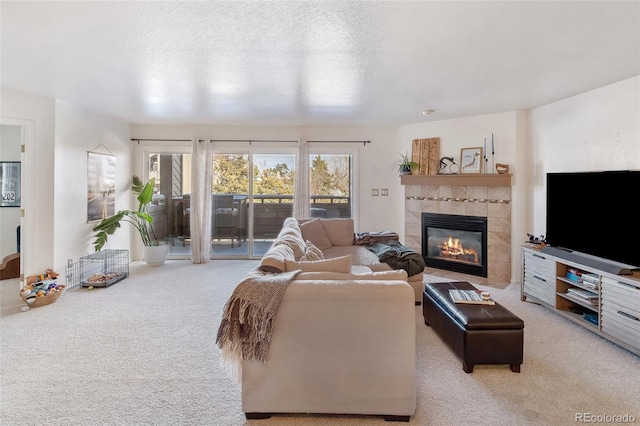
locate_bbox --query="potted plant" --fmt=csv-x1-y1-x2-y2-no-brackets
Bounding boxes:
396,152,420,175
92,176,168,266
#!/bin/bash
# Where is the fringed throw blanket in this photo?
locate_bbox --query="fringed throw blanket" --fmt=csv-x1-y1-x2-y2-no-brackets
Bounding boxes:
216,268,301,380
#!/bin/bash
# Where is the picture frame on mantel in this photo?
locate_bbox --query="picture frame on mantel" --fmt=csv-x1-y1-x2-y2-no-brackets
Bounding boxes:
460,147,482,174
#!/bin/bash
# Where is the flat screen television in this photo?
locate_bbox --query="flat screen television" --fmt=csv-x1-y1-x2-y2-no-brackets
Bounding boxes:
546,170,640,269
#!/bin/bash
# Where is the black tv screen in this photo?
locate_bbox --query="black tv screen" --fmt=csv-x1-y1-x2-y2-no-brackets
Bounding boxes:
546,170,640,268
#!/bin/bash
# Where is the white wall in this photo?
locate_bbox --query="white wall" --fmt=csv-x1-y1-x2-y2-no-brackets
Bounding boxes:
4,75,637,284
528,76,640,238
130,124,402,235
53,100,132,272
1,89,56,275
398,111,527,282
0,125,22,259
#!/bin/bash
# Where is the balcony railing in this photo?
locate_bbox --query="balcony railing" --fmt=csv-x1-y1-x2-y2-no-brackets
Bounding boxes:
252,194,350,204
169,194,351,241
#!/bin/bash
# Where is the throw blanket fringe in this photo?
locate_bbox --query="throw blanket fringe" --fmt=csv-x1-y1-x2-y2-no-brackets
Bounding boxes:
216,268,301,381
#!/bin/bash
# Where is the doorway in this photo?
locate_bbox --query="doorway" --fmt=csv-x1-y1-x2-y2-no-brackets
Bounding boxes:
0,123,25,282
210,152,297,258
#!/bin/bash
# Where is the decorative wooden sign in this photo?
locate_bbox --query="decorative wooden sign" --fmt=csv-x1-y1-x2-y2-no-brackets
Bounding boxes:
411,137,440,175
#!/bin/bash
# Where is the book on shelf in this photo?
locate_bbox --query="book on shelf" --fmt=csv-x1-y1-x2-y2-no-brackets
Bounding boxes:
567,267,584,276
566,288,598,302
565,268,600,288
567,288,598,297
580,281,598,291
565,271,581,282
581,273,599,283
449,289,495,305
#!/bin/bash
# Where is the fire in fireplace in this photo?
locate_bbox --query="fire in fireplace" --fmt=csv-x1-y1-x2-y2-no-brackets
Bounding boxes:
422,213,488,277
436,235,479,264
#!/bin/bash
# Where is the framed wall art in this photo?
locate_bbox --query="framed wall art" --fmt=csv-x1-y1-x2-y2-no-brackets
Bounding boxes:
460,147,483,174
87,151,116,222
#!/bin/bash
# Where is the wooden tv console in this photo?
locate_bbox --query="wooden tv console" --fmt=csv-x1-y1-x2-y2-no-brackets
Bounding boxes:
521,246,640,356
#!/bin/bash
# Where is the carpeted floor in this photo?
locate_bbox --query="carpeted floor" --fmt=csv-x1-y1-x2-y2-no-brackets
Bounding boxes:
1,260,639,425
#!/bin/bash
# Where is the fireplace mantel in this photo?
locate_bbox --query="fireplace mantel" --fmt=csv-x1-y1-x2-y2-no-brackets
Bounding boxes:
400,173,512,187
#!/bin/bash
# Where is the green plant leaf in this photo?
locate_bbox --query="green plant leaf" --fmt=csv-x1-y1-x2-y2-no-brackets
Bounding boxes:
91,176,159,251
137,177,155,210
132,175,144,193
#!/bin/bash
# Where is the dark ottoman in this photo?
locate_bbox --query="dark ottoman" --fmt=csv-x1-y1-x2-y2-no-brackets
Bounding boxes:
423,281,524,373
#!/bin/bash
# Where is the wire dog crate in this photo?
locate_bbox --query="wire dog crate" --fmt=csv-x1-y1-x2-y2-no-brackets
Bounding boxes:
66,249,129,289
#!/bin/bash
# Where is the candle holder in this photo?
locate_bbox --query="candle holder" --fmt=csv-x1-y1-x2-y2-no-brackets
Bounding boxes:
491,134,495,174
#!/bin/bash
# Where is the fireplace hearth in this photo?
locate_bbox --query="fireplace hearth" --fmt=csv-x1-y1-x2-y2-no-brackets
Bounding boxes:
422,213,488,277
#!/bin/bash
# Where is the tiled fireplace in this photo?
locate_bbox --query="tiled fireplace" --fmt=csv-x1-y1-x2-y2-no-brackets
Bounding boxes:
402,174,512,284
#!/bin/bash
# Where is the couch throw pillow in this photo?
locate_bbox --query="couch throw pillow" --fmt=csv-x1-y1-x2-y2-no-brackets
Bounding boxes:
321,218,355,246
300,240,324,261
299,219,332,250
284,255,352,273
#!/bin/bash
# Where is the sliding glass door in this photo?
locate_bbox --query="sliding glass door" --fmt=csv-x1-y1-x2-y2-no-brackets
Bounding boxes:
208,149,351,257
211,154,249,256
146,152,192,258
251,153,296,257
308,142,358,218
144,142,355,260
209,149,296,258
308,151,353,219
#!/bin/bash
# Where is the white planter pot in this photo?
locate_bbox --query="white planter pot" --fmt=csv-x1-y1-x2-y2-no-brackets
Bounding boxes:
143,242,169,266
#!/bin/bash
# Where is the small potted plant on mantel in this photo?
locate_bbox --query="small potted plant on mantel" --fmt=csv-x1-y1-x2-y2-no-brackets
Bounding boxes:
92,176,169,266
396,152,420,175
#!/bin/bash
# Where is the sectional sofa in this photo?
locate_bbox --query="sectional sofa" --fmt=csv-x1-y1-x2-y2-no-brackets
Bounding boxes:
261,217,425,303
235,217,419,421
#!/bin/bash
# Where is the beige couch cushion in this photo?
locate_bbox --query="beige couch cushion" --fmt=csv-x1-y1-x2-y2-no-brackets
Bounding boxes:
321,218,355,246
322,245,382,268
300,240,324,261
284,255,352,273
296,269,408,281
299,219,332,250
351,265,372,274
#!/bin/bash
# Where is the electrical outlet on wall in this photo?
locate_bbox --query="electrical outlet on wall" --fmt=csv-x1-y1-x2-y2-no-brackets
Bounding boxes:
371,189,379,196
381,189,388,196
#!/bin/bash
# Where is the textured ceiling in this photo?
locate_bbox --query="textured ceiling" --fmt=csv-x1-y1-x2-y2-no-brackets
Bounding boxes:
1,1,639,126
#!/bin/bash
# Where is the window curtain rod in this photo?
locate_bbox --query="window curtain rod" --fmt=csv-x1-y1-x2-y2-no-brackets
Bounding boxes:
131,138,370,145
307,140,371,146
211,139,298,144
131,138,202,143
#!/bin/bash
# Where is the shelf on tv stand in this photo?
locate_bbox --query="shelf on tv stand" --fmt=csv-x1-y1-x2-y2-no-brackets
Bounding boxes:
521,246,640,357
554,307,599,331
556,292,597,312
